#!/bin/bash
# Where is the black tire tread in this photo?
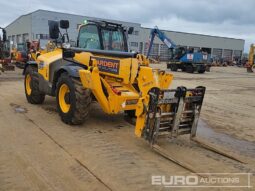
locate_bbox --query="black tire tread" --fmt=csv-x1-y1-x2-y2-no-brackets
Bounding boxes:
198,69,206,73
186,65,194,73
24,66,45,104
56,73,91,125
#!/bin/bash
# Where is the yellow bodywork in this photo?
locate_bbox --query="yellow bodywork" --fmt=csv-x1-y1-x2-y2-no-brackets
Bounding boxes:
25,74,32,95
248,44,255,68
37,49,62,80
58,83,71,113
38,48,173,137
30,40,58,62
77,53,173,137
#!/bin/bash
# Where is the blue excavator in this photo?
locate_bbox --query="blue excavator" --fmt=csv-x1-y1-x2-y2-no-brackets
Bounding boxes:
146,27,210,73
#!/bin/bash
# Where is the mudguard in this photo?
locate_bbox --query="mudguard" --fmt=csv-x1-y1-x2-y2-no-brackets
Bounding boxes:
57,64,85,78
51,63,87,94
22,61,38,75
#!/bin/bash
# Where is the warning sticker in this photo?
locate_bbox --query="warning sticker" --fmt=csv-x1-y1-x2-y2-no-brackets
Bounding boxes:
187,54,194,60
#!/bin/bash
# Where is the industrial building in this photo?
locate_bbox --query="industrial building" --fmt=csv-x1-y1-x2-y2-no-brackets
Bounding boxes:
5,9,245,61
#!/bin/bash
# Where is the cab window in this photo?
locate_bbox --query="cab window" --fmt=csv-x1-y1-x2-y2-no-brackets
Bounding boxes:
78,25,100,50
101,29,125,51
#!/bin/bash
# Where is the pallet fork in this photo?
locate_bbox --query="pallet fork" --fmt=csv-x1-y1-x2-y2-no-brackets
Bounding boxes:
141,86,245,174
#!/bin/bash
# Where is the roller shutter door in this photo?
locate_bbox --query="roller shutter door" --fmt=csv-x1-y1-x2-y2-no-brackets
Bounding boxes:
144,42,149,55
223,49,233,59
144,43,159,59
160,44,171,61
22,33,29,43
16,35,22,44
139,42,143,54
212,48,222,58
233,50,242,57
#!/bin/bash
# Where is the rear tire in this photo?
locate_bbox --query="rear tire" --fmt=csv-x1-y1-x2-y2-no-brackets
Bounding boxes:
24,66,45,104
56,73,92,125
186,65,194,73
198,69,205,73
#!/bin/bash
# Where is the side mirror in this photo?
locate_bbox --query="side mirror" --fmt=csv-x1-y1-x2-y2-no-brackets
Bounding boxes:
60,20,69,29
128,27,134,34
48,21,59,39
2,29,7,41
63,49,75,58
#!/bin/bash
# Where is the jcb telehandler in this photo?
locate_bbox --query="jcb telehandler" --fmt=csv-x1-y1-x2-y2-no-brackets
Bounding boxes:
23,19,205,143
23,20,243,171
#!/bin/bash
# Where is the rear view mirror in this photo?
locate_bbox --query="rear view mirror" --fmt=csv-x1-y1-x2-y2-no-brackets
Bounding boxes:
128,27,134,34
2,29,6,41
48,21,59,39
60,20,69,29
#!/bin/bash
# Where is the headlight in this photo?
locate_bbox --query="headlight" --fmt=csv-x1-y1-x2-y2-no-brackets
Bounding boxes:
38,61,45,69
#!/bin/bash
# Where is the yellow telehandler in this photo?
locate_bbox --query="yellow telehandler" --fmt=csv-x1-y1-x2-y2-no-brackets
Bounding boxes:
247,44,255,73
23,20,243,172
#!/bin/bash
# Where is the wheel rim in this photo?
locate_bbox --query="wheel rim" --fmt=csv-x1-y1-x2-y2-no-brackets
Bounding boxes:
59,84,71,113
25,74,32,95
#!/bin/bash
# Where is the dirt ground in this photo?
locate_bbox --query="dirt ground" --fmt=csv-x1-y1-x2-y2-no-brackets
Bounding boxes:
0,66,254,191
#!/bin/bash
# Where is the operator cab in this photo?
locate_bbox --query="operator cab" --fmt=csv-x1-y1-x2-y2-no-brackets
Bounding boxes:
77,20,133,52
169,46,187,60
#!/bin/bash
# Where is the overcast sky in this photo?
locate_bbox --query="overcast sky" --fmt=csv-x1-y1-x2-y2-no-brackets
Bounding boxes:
0,0,253,52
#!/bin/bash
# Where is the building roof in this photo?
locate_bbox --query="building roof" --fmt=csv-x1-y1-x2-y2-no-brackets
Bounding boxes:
6,9,244,42
5,9,141,29
142,27,244,41
5,11,32,28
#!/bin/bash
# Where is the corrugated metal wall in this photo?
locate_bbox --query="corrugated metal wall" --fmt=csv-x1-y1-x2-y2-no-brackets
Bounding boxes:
160,44,171,61
5,10,245,60
233,50,242,57
212,48,223,58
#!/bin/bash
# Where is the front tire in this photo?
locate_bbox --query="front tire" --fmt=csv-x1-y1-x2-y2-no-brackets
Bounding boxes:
125,110,136,118
56,73,92,125
170,64,178,71
24,66,45,104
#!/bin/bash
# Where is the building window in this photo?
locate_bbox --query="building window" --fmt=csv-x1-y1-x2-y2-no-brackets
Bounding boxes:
133,31,139,35
36,34,49,40
130,42,138,47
